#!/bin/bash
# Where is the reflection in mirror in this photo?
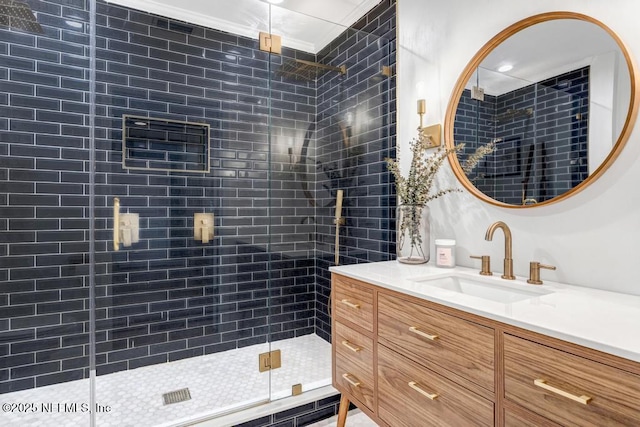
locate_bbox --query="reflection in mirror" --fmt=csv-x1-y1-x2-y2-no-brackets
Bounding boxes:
446,12,639,207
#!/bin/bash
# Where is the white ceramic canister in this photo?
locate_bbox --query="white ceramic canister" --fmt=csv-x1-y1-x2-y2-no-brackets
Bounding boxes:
435,239,456,268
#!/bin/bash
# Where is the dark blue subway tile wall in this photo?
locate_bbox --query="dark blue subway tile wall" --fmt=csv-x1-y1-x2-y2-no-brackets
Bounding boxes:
532,68,589,201
0,0,92,394
455,66,588,205
0,0,396,397
313,0,396,340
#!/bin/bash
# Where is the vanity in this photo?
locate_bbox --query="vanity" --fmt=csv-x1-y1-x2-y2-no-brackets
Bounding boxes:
329,8,640,426
330,262,640,426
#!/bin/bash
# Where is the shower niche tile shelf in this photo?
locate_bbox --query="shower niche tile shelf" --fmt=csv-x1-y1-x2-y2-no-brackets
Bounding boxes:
122,115,211,173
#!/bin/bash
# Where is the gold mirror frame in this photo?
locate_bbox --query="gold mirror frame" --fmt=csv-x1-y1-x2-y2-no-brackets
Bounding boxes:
444,11,640,208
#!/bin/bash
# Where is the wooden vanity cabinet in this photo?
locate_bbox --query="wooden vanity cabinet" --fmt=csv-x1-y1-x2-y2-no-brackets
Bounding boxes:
378,344,494,426
332,275,376,416
331,273,640,427
333,274,374,332
503,334,640,427
334,321,375,411
378,293,495,392
332,273,495,427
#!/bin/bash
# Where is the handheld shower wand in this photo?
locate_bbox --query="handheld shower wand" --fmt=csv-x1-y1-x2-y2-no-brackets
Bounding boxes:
333,190,344,265
329,190,345,318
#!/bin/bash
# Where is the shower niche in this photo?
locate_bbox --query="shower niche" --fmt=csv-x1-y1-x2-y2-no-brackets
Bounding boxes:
122,115,211,173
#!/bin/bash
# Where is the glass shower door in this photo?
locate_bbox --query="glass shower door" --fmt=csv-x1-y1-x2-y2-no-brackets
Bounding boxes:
91,0,274,425
265,1,394,403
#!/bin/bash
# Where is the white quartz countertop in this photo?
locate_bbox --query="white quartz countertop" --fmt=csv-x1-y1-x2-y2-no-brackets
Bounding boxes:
329,261,640,363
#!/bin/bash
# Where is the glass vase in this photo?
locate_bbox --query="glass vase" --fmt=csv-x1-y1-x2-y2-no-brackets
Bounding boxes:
396,204,430,264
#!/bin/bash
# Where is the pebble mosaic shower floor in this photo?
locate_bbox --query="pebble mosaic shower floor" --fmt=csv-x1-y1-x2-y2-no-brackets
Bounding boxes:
0,334,331,427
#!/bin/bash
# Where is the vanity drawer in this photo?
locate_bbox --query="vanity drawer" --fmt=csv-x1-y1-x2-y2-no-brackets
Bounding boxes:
504,333,640,427
333,275,374,332
378,344,494,427
334,321,373,373
335,345,375,411
378,292,495,391
504,408,560,427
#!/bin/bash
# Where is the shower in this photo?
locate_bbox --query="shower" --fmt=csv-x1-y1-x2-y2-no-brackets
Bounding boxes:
0,0,396,426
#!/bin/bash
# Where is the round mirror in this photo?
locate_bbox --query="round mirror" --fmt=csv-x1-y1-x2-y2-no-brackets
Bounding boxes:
444,12,639,208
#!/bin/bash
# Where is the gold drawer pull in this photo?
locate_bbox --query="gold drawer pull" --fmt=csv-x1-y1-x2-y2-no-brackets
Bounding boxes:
409,326,439,341
342,373,361,387
534,379,592,405
341,340,362,352
408,381,439,400
340,299,361,309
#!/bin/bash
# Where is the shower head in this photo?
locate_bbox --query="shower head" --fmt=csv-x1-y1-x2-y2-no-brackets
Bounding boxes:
0,0,44,34
276,59,346,82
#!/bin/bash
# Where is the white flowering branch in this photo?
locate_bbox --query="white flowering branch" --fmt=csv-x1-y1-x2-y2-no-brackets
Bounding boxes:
386,134,495,259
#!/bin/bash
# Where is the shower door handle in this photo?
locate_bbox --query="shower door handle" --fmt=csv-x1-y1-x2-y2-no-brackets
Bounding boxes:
113,197,120,251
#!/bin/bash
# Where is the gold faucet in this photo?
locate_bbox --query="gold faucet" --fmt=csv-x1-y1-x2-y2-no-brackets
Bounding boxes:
485,221,515,280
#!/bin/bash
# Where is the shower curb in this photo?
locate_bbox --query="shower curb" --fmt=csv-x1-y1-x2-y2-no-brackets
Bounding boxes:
192,385,343,427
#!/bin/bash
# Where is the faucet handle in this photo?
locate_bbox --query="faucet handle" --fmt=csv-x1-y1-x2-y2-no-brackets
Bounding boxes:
470,255,492,276
527,262,556,285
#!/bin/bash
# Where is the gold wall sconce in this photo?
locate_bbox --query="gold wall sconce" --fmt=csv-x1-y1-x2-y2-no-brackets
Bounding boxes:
417,99,441,148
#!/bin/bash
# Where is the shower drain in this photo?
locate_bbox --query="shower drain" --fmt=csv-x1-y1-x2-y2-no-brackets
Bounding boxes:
162,388,192,405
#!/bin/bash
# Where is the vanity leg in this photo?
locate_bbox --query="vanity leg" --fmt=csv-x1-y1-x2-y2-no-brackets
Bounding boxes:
337,394,350,427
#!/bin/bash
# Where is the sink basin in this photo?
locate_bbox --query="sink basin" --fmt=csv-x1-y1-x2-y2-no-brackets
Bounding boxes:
410,274,553,304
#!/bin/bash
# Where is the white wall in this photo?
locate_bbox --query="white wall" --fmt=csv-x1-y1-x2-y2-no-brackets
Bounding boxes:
589,50,616,172
398,0,640,295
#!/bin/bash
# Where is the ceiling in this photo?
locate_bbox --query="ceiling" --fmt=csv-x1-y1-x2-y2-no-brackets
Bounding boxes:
469,19,623,95
104,0,381,53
